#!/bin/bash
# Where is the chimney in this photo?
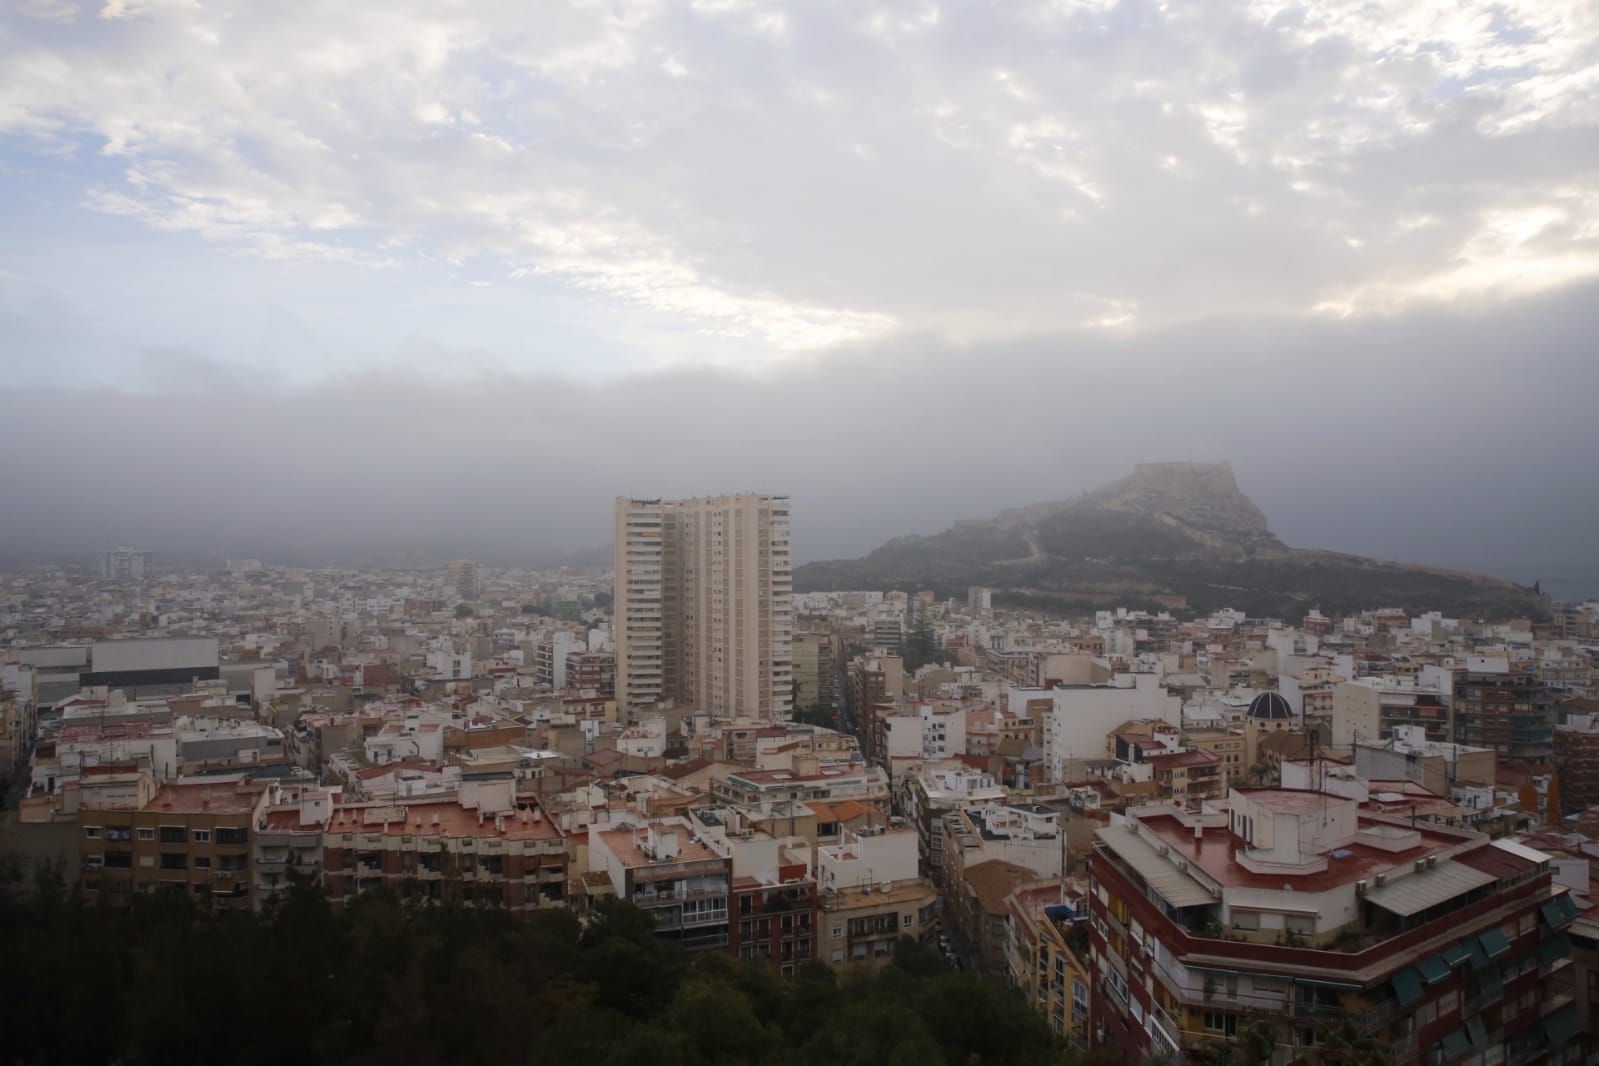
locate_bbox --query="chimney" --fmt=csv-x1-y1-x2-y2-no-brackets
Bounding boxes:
1194,822,1203,843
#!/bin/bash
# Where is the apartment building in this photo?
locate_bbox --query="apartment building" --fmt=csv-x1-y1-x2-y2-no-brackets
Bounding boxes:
615,495,793,721
1088,789,1581,1065
100,546,153,581
322,787,567,911
1554,715,1599,816
81,777,266,910
253,784,336,908
531,633,584,690
1026,887,1093,1045
1182,727,1247,785
587,818,734,951
445,559,479,602
564,651,615,696
816,824,938,969
791,631,835,715
1335,677,1453,747
1455,663,1557,772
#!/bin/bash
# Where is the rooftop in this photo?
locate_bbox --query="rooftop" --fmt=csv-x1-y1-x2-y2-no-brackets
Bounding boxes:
594,824,726,868
327,801,560,841
1135,810,1459,893
143,781,257,815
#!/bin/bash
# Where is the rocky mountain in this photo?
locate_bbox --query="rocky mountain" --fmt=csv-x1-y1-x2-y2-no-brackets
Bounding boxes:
794,463,1547,619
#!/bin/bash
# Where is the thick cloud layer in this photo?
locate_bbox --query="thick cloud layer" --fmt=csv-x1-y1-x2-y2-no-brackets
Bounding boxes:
2,283,1595,599
3,0,1598,380
1,2,1595,600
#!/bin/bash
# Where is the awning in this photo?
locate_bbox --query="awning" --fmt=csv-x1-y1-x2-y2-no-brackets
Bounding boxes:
1466,939,1491,968
1419,954,1451,983
1362,862,1496,917
1542,1004,1581,1049
1538,933,1571,968
1442,941,1474,967
1478,926,1511,959
1442,1030,1472,1059
1095,825,1215,909
1541,893,1580,929
1392,967,1425,1009
1466,1015,1488,1049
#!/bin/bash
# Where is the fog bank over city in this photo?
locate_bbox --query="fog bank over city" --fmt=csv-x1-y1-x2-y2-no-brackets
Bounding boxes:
2,280,1595,595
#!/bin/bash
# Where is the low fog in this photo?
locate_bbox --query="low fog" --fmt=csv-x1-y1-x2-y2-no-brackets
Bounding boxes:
1,282,1595,596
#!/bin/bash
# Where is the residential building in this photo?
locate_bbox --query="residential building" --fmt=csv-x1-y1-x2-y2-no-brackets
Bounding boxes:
445,559,479,602
817,823,938,969
1335,677,1453,748
1182,727,1247,785
1089,788,1581,1064
1554,715,1599,816
323,785,567,911
615,494,793,720
100,547,153,581
588,816,733,951
1456,662,1557,772
81,777,266,910
792,631,835,715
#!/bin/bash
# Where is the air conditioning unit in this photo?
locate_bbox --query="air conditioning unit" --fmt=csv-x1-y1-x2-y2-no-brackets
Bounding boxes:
1355,879,1368,896
1374,873,1387,887
1415,859,1427,874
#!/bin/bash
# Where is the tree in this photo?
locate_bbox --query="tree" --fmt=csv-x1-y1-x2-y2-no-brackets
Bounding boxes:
1239,1019,1280,1066
0,884,1074,1066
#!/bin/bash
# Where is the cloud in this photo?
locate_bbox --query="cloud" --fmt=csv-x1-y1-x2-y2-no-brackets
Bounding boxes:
0,0,1595,375
0,281,1595,590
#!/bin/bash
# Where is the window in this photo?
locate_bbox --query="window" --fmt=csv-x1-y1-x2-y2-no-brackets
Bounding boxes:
137,828,155,841
832,926,843,939
216,827,248,846
1232,910,1260,931
84,826,102,839
192,829,211,843
1437,990,1459,1015
1286,914,1315,935
194,856,211,869
159,826,185,844
903,913,913,927
832,950,844,963
1203,1012,1239,1036
159,853,187,870
103,852,132,868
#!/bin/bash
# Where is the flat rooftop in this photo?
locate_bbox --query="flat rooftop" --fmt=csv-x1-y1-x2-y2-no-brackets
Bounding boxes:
143,781,257,815
595,825,725,868
1137,812,1458,893
327,801,560,841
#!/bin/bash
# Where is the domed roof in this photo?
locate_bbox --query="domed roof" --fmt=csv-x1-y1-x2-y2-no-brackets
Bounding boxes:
1247,691,1293,720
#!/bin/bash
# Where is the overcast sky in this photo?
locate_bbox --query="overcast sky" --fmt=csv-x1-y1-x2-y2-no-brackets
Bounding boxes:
2,1,1596,592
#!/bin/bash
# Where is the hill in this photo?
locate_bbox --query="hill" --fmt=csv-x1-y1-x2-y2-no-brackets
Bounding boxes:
794,463,1547,619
